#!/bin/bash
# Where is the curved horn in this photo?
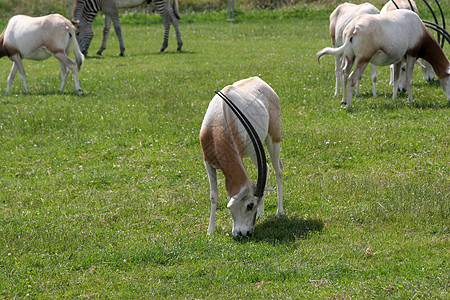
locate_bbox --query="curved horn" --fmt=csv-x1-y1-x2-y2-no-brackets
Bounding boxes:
423,20,450,44
407,0,414,11
433,0,446,48
391,0,417,16
390,0,400,9
215,90,267,198
422,0,445,47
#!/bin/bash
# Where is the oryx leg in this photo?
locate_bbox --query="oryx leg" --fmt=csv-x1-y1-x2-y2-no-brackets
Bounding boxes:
371,64,377,97
53,52,83,95
341,55,355,106
8,55,28,94
347,59,369,107
265,137,284,216
59,61,69,93
6,62,19,94
354,79,360,98
389,64,395,86
392,62,402,101
205,161,218,234
334,54,342,96
405,56,416,104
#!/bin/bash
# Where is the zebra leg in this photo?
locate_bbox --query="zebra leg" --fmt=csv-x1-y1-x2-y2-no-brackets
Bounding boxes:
169,10,183,51
155,0,183,52
111,16,125,56
159,14,170,52
98,15,112,55
103,3,125,56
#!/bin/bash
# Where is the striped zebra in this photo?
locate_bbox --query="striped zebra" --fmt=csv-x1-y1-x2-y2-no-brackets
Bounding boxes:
72,0,182,56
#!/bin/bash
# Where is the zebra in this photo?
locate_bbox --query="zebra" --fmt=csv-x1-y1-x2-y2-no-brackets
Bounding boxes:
72,0,183,56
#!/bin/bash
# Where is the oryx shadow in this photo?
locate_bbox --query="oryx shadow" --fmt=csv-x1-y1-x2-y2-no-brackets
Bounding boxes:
240,214,324,244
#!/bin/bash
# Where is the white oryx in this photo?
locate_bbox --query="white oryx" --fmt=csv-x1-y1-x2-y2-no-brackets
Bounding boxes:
317,9,450,106
327,2,380,97
200,77,283,237
381,0,435,91
0,14,84,95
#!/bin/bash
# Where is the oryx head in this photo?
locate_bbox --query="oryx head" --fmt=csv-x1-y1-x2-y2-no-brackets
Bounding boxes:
392,63,407,93
227,181,267,237
421,59,435,82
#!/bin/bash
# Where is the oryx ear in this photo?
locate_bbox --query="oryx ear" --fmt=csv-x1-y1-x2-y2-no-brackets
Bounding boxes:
227,190,246,208
264,187,275,192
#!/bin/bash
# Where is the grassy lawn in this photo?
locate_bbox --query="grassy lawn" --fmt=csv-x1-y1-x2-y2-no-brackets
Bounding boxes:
0,6,448,298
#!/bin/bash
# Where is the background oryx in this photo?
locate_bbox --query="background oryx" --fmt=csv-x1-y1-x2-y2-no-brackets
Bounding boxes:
317,9,450,107
326,2,380,97
381,0,436,91
0,14,84,95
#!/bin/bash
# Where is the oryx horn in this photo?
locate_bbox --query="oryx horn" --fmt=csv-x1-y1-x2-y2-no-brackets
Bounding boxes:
389,0,400,9
421,0,446,47
423,20,450,44
214,90,267,198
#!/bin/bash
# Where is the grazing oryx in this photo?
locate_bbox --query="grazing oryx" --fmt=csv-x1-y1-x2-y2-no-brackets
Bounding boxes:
73,0,182,56
317,9,450,107
0,14,84,95
327,2,380,97
381,0,435,91
200,77,283,237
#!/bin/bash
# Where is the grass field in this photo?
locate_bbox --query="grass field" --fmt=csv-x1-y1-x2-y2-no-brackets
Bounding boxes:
0,5,449,299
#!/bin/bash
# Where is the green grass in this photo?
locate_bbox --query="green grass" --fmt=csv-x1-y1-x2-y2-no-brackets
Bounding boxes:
0,7,449,299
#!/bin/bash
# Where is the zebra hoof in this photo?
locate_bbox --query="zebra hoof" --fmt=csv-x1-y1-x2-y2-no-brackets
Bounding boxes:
77,89,84,96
